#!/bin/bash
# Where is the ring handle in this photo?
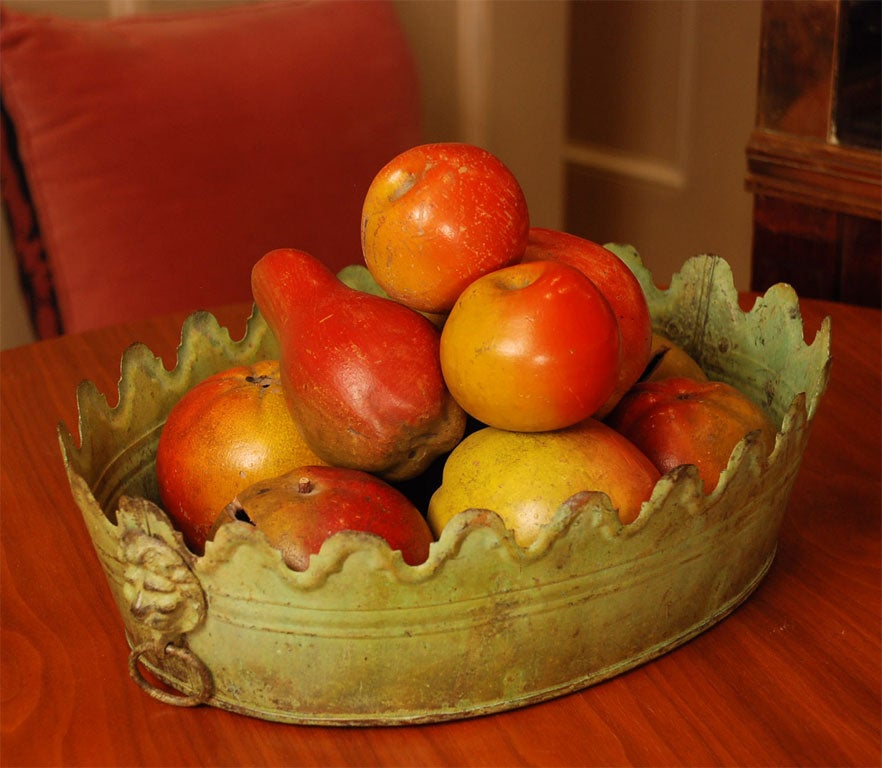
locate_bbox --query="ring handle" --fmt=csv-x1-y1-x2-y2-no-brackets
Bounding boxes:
128,642,212,707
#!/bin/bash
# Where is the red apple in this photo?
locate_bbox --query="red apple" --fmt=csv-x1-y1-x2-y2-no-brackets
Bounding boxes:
440,260,622,432
361,142,530,314
606,377,778,494
212,466,434,571
522,228,653,415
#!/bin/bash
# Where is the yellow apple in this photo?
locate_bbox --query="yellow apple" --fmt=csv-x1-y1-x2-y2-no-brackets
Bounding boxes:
427,419,659,547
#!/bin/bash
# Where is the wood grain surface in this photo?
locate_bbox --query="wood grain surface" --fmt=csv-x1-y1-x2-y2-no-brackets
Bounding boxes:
1,299,879,767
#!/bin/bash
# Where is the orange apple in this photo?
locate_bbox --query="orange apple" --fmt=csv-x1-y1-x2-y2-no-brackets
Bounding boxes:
155,360,327,554
439,260,622,432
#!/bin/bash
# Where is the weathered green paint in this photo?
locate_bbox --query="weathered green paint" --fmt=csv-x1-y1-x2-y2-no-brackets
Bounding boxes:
58,252,831,725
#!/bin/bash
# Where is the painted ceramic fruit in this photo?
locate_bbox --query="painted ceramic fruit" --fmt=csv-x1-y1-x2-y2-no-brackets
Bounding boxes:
522,228,652,415
251,248,466,481
427,419,660,547
213,466,434,571
606,377,777,494
439,260,621,432
155,359,327,553
361,142,530,313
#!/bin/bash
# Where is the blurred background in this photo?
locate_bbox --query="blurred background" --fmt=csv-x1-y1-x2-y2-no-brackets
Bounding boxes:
0,0,771,348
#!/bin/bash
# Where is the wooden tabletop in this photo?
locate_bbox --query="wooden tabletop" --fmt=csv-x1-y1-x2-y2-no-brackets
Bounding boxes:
1,298,880,767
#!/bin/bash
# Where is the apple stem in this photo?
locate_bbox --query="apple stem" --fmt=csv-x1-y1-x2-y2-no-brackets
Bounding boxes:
298,477,312,494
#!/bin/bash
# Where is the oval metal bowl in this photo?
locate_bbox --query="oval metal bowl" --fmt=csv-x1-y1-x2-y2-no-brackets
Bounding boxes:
58,252,831,725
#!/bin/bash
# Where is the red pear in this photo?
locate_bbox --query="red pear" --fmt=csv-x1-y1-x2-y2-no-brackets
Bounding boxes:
214,465,434,571
251,248,466,481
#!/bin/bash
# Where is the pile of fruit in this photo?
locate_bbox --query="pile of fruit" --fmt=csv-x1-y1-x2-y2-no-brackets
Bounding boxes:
155,143,777,570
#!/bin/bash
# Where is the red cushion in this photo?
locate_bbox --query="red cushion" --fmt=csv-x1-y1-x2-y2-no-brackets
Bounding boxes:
1,107,62,338
0,0,421,335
